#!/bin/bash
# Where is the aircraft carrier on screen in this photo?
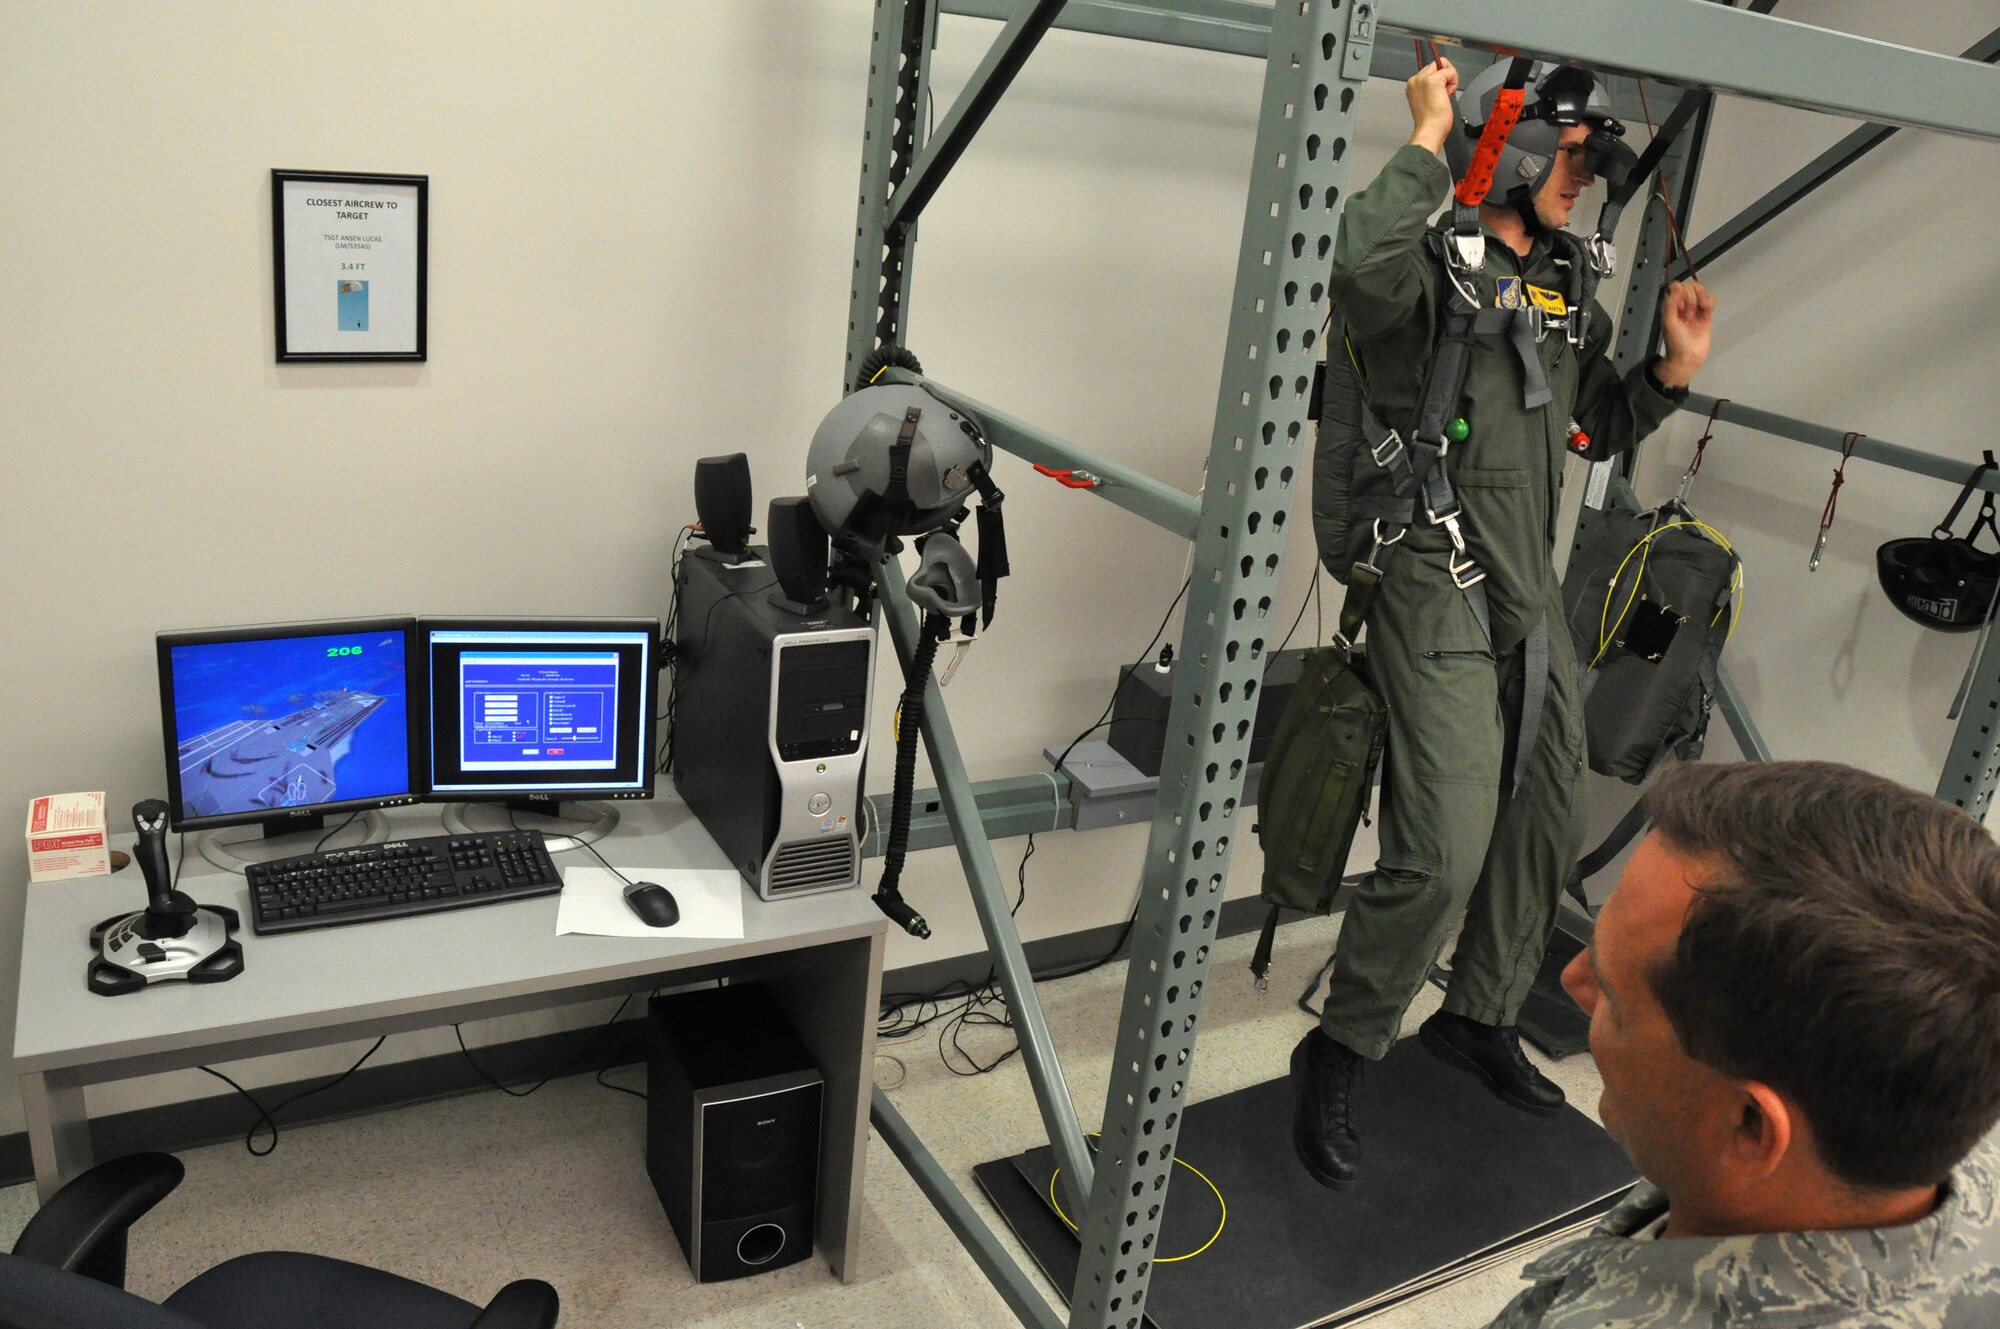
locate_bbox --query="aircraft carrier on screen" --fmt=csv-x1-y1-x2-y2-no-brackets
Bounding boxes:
177,689,385,817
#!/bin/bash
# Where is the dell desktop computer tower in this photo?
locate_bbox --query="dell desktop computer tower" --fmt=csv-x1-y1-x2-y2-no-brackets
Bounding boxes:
672,549,874,899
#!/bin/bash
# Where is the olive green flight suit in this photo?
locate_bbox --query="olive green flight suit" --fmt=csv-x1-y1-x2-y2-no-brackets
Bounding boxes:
1317,145,1682,1059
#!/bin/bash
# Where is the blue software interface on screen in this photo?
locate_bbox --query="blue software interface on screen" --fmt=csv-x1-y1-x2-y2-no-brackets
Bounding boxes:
169,629,410,820
459,648,620,771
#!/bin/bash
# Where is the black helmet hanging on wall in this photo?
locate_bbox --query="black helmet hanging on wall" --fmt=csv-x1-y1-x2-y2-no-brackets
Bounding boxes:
1445,61,1630,209
1877,454,2000,633
1877,539,2000,632
806,383,992,561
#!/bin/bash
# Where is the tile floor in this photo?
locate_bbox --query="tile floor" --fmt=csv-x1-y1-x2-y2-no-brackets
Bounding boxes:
0,916,1611,1328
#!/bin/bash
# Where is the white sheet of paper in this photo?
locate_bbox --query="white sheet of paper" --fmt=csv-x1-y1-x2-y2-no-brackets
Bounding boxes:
555,866,746,939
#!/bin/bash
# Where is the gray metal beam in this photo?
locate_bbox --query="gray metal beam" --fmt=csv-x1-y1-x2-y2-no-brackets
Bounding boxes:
944,0,1271,61
847,0,939,390
1065,0,1370,1321
1714,662,1774,763
872,1088,1066,1329
1937,636,2000,818
1574,88,1707,537
863,771,1072,856
875,562,1096,1215
939,0,1714,128
1376,0,2000,140
1682,25,2000,275
883,368,1204,540
1682,393,2000,496
887,0,1070,234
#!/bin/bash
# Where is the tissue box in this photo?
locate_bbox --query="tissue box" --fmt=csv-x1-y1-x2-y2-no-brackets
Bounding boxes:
26,792,111,883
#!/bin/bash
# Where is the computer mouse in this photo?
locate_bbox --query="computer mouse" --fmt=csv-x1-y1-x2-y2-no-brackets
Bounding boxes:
623,881,680,928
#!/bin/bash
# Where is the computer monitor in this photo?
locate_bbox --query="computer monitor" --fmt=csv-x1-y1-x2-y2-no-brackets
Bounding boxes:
420,618,660,830
157,618,423,846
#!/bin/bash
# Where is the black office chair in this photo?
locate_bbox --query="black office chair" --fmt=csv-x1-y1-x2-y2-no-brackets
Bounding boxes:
0,1153,559,1329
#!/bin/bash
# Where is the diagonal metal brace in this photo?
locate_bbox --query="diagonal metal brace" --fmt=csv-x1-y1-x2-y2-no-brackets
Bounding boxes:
887,0,1073,233
875,560,1096,1213
878,368,1203,540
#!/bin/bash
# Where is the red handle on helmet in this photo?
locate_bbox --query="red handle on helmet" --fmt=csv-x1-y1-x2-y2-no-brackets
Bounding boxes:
1455,87,1525,206
1455,58,1534,208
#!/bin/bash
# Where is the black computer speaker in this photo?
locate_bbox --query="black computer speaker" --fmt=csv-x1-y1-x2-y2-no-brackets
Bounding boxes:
766,496,830,614
646,984,822,1282
693,454,754,561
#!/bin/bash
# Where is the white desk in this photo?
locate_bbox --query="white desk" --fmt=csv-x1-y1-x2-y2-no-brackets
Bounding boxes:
11,797,885,1281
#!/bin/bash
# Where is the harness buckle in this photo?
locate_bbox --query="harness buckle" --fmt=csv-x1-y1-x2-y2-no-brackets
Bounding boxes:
1446,231,1485,275
1584,233,1617,277
1449,545,1487,590
1369,428,1405,471
1427,496,1464,528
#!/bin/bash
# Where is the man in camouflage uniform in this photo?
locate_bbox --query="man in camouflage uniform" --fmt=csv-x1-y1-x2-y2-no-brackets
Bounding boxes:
1293,56,1716,1188
1487,761,2000,1327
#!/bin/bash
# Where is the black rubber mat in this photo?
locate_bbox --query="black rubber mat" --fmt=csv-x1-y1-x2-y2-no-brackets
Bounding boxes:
976,1035,1635,1329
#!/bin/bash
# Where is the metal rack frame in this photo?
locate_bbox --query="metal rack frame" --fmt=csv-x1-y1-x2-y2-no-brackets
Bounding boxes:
842,4,2000,1325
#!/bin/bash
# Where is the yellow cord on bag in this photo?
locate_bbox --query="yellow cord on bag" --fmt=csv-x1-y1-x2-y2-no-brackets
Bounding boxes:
1591,519,1743,670
1047,1136,1227,1264
1343,334,1369,391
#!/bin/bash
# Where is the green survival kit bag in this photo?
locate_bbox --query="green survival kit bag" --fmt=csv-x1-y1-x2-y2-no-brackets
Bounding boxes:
1249,565,1389,988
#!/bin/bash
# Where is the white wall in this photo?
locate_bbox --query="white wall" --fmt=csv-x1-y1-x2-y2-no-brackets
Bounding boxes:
1625,4,2000,793
3,1,1994,1136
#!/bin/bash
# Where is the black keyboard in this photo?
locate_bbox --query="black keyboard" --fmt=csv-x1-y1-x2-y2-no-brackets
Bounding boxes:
245,830,562,935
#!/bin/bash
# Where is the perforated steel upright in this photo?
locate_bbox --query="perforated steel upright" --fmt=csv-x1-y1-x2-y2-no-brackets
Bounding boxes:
844,3,1374,1325
1063,6,1371,1323
846,0,935,389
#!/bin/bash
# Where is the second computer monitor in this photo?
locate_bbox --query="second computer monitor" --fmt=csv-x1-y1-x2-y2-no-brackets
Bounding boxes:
421,618,660,811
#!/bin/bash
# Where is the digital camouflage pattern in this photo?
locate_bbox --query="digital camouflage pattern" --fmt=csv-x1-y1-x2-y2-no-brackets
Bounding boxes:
1484,1131,2000,1328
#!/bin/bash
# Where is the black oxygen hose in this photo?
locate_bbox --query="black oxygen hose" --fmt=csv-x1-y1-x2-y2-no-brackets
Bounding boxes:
874,612,947,938
854,344,924,392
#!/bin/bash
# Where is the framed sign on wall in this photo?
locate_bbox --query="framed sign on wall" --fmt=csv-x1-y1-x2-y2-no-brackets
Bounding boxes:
271,169,428,361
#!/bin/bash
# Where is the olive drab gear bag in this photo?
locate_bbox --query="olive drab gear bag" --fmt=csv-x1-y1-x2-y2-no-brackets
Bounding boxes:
1561,498,1740,783
1311,339,1417,585
1249,565,1389,989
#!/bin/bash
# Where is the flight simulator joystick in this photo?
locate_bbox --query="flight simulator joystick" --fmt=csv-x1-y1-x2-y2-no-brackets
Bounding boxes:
88,800,245,996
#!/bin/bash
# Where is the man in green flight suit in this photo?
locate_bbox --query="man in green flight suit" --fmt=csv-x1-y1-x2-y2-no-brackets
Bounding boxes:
1292,55,1717,1189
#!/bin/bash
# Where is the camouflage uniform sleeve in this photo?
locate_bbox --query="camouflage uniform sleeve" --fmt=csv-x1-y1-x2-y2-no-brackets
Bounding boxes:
1480,1280,1561,1329
1328,144,1451,338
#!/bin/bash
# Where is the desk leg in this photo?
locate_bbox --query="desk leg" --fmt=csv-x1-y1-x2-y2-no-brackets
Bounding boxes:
21,1070,91,1202
764,931,884,1284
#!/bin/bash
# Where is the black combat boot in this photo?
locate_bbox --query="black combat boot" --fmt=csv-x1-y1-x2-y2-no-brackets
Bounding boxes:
1290,1029,1363,1189
1419,1010,1565,1115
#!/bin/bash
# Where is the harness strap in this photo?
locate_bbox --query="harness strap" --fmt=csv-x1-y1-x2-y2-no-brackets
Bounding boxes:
1935,451,1998,540
1462,578,1493,648
1358,399,1415,495
1565,797,1652,911
1508,314,1553,409
1333,558,1383,654
886,406,920,505
967,461,1008,630
1510,617,1551,796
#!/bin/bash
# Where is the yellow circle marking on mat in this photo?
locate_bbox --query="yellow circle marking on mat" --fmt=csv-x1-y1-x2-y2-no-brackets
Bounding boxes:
1047,1143,1226,1264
